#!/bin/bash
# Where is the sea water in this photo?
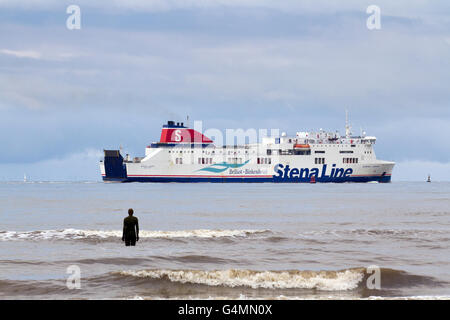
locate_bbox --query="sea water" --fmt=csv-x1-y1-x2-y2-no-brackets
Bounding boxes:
0,181,449,299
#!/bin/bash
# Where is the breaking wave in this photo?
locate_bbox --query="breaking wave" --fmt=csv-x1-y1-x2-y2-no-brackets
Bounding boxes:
113,267,445,292
0,228,270,241
298,228,450,241
115,268,366,291
0,268,445,299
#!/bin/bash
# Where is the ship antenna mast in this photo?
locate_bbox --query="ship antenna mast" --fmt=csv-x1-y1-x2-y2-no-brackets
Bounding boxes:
345,109,352,138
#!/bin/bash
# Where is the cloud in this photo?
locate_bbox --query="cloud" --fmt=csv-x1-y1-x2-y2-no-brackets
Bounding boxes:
0,48,41,59
0,46,81,62
1,0,449,17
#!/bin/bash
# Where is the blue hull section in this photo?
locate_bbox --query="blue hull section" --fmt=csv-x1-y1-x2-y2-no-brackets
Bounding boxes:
102,175,391,183
103,150,127,180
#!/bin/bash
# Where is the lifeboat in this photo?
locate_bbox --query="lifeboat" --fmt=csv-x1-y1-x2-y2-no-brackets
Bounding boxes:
294,144,310,149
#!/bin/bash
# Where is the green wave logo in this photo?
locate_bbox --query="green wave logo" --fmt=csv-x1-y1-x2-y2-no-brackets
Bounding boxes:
198,160,250,173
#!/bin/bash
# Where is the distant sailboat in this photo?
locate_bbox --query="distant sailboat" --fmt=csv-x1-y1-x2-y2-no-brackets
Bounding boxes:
23,173,28,182
427,174,431,183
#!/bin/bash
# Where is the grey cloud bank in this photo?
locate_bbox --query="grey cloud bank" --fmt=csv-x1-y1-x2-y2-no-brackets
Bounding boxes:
0,1,449,181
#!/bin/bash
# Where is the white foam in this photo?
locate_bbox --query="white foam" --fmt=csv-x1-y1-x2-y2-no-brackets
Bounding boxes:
0,228,269,241
125,294,450,300
117,268,365,291
367,295,450,300
298,228,449,239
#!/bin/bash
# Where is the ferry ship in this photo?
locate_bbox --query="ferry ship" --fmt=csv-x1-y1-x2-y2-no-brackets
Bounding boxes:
100,117,394,183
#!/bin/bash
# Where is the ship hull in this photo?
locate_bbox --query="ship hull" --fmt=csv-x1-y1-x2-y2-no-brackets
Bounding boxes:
100,157,394,183
102,175,391,183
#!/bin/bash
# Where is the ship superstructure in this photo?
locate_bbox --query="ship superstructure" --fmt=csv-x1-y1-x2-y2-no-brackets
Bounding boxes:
100,119,394,183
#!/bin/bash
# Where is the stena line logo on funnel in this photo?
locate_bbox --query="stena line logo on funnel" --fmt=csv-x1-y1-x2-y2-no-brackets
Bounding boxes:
273,164,353,181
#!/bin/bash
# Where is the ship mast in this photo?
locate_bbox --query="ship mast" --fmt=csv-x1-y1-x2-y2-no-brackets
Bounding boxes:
345,110,352,138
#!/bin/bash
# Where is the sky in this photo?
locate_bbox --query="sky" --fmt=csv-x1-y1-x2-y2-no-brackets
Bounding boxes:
0,0,449,181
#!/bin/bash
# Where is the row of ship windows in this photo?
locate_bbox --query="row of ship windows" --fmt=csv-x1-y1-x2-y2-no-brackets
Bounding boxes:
175,157,360,165
169,149,370,155
315,150,369,154
343,158,359,163
257,158,272,164
315,157,359,164
286,139,360,146
176,158,272,165
175,157,361,165
198,158,213,164
315,158,325,164
169,150,251,155
176,158,249,165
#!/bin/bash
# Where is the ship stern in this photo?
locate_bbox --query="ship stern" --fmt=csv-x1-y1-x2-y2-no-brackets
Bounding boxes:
100,150,128,182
